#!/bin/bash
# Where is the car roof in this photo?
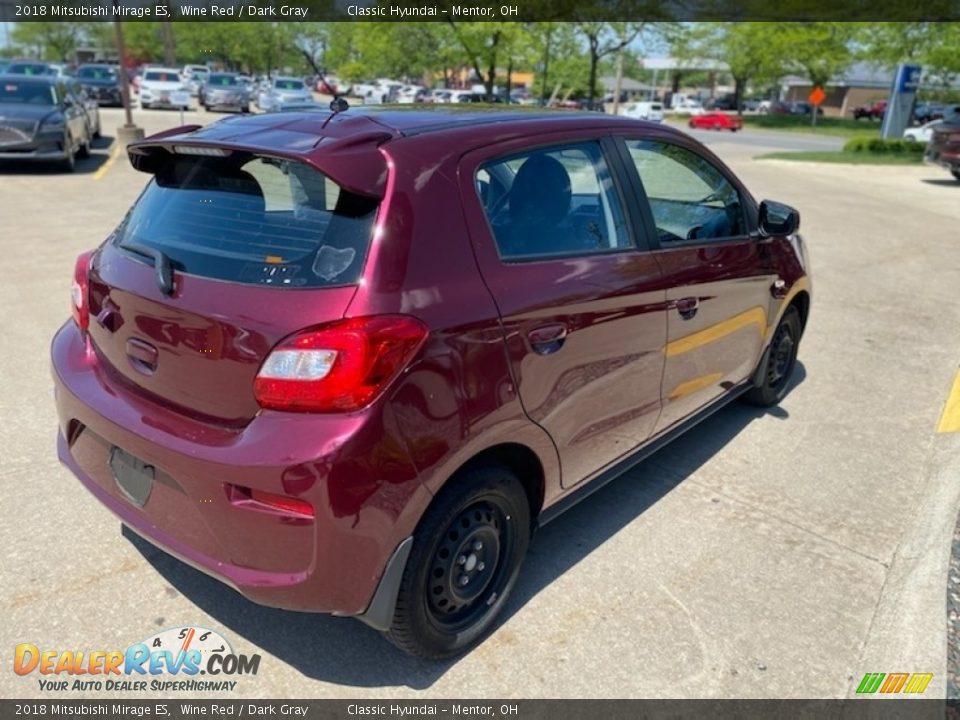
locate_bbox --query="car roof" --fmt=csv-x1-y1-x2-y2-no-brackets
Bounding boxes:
144,68,181,75
128,108,683,201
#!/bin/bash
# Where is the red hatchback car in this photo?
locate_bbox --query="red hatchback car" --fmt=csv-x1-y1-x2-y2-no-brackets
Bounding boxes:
689,112,743,132
52,109,810,658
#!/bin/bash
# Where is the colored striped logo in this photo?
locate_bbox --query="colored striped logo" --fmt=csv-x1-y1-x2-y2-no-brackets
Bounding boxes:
856,672,933,694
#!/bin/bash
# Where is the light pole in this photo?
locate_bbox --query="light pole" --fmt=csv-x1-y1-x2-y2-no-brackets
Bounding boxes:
113,18,145,145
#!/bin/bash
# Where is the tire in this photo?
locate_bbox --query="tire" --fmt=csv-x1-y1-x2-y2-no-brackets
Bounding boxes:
60,135,76,172
385,465,531,659
952,170,960,182
744,306,802,407
77,136,90,160
142,102,151,110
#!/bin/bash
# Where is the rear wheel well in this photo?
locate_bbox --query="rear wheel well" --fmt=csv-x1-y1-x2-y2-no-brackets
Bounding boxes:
442,444,545,529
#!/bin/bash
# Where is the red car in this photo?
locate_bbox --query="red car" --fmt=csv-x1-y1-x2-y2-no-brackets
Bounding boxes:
688,112,743,131
53,109,810,658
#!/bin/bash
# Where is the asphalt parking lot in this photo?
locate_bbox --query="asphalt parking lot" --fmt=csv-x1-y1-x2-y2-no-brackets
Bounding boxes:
2,106,960,699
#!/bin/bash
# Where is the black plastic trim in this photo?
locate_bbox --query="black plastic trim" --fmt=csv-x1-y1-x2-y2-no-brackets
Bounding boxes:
537,382,751,527
353,535,413,632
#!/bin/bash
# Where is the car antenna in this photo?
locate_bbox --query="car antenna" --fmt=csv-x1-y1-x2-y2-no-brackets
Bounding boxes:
322,97,349,129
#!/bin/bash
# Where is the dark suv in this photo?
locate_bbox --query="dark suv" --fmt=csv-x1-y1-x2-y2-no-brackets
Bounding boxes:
52,109,811,658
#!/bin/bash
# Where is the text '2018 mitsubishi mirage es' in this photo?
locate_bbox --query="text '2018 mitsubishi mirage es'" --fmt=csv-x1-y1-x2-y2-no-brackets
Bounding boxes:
52,107,811,658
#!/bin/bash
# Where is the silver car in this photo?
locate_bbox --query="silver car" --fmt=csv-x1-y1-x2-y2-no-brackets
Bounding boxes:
200,73,250,113
257,77,312,112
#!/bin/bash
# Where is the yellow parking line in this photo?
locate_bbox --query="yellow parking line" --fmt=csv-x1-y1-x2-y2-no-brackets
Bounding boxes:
92,145,123,181
937,370,960,433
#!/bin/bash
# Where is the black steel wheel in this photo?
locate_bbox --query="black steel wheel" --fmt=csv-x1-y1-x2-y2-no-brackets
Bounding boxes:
386,466,530,659
744,306,802,406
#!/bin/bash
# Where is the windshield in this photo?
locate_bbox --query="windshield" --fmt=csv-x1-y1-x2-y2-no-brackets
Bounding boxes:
208,74,239,87
0,80,55,105
144,71,179,82
78,66,116,80
114,155,379,288
274,79,303,90
8,63,50,76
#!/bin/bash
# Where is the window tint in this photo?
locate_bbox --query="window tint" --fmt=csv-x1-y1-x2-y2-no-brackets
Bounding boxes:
113,155,378,288
626,140,744,243
478,142,630,259
0,80,55,105
144,71,178,82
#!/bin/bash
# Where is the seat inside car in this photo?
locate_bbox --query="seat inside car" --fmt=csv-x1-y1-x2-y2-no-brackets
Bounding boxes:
496,154,582,257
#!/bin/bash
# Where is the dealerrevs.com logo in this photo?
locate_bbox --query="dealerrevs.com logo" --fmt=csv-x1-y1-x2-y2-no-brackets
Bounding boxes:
14,626,261,692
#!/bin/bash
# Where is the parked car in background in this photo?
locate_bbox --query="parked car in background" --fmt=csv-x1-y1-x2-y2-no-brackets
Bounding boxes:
75,64,123,107
5,61,52,76
705,94,738,111
67,80,102,139
181,64,209,90
257,76,312,112
742,98,762,112
914,102,945,124
789,102,824,117
853,100,887,120
396,85,428,104
53,108,809,659
199,73,251,113
688,112,743,131
139,68,191,110
903,119,942,144
0,74,91,171
925,111,960,182
620,101,664,123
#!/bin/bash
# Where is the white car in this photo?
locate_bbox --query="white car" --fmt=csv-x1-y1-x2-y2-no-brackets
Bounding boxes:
621,101,664,123
903,119,942,144
139,68,191,110
396,85,427,104
257,77,313,112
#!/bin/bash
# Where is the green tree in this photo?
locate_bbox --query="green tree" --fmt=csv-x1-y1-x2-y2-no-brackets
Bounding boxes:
860,22,960,90
780,22,859,125
673,23,785,115
11,23,85,61
446,21,523,100
574,22,646,106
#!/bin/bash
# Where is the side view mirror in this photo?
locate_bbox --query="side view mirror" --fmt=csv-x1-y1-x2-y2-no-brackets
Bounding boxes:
758,199,799,237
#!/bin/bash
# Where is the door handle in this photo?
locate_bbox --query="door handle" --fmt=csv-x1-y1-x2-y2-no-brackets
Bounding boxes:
676,297,699,320
528,324,568,355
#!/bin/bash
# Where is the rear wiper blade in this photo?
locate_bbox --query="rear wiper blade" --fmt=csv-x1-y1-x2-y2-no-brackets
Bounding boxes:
118,242,175,296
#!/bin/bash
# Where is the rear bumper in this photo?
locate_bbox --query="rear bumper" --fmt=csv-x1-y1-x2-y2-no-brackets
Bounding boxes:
51,321,430,615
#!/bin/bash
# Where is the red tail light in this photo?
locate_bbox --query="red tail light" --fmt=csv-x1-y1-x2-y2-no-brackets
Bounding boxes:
71,251,94,332
254,315,429,413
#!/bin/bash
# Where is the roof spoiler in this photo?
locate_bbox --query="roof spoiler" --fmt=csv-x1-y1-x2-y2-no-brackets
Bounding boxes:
127,125,392,199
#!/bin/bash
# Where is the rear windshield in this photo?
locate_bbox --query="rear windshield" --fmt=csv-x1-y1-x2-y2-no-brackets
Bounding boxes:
145,71,178,82
113,155,378,288
0,80,54,105
78,66,115,80
8,63,50,76
208,74,239,86
275,79,303,90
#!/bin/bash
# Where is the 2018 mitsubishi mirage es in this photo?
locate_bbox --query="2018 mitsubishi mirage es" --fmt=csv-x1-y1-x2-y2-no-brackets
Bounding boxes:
52,108,811,658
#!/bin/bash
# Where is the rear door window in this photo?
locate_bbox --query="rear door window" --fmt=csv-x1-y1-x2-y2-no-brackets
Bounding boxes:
477,141,631,260
113,154,378,287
